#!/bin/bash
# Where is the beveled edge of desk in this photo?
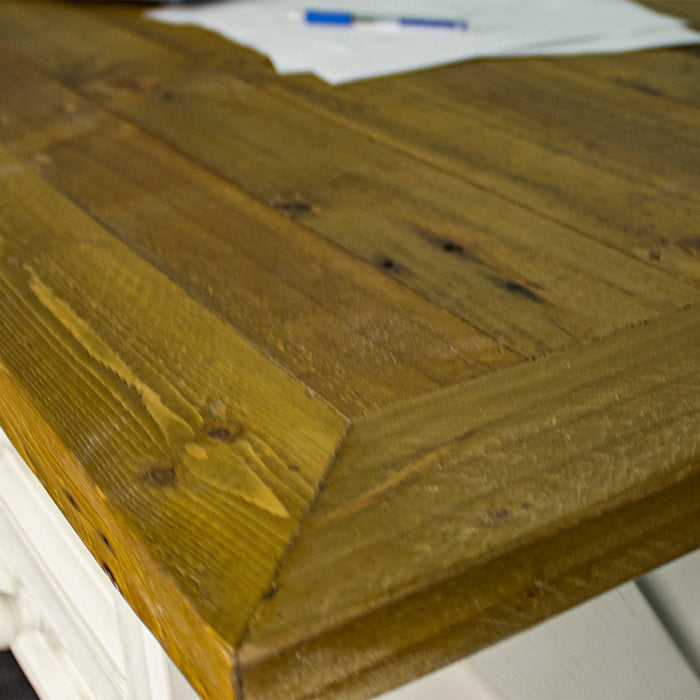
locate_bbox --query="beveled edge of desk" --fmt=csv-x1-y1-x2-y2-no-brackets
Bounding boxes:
0,292,700,698
236,304,700,699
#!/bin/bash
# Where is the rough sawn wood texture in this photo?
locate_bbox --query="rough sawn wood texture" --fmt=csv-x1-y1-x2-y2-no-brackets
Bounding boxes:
0,2,698,699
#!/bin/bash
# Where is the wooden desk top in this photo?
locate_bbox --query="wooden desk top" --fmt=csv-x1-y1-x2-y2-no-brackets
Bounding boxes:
0,2,698,698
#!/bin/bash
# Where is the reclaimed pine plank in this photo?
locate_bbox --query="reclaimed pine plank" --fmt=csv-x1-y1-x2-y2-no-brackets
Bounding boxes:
108,4,700,285
0,47,512,417
239,306,700,699
0,144,348,699
0,4,696,358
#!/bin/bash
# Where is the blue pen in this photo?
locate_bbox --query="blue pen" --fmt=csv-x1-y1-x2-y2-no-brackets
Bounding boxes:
304,9,468,30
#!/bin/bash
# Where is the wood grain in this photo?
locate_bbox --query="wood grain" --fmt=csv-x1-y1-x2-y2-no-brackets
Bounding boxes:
239,306,700,699
0,2,698,698
0,46,512,417
107,5,700,287
0,144,347,699
0,4,696,358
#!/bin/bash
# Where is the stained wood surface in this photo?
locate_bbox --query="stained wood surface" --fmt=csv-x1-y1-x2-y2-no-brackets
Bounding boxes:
0,2,698,699
240,306,700,698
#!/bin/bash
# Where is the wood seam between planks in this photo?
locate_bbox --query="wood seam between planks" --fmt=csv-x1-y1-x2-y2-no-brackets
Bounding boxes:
233,417,354,698
0,142,352,697
235,468,700,698
108,13,700,295
85,11,700,328
0,36,520,391
0,111,355,424
256,81,700,292
233,303,699,696
358,301,697,420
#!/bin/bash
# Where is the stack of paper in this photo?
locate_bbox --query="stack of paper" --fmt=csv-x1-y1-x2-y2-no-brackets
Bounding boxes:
146,0,700,84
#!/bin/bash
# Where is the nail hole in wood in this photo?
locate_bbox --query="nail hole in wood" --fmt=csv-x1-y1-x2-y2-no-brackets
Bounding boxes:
377,256,400,272
207,426,241,442
273,200,311,215
442,240,463,253
102,563,121,593
497,278,543,304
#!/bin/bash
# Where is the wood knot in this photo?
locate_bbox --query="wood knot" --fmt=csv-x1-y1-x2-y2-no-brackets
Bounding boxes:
144,463,178,488
376,255,401,272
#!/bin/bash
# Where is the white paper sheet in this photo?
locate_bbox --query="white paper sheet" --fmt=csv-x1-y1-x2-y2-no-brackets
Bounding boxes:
146,0,700,84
